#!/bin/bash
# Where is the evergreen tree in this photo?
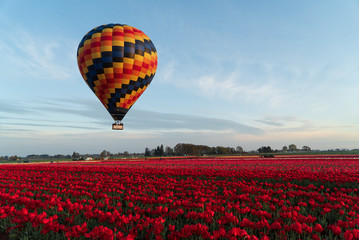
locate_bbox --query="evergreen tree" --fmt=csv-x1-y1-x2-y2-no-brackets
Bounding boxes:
145,147,151,157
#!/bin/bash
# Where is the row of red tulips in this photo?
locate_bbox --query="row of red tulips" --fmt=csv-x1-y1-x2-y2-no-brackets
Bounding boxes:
0,155,359,239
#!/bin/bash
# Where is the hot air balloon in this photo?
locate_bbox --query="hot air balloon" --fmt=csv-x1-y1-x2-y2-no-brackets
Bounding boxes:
77,24,158,130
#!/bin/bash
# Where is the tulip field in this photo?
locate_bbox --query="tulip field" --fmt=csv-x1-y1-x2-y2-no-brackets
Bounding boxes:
1,155,359,239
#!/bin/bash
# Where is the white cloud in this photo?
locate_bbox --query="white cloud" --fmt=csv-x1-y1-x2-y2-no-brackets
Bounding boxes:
188,72,284,107
157,59,176,83
0,28,75,82
156,54,289,107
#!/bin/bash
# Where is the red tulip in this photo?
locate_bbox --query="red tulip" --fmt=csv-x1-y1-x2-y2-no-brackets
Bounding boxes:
314,224,324,233
332,225,342,235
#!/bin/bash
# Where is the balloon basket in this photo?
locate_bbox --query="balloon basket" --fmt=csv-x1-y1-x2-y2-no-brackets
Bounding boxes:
112,122,123,130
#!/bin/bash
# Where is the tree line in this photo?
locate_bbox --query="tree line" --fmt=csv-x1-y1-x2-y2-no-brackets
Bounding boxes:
71,150,144,160
0,144,314,161
0,154,71,162
144,143,244,157
2,145,358,162
257,144,311,153
144,143,314,157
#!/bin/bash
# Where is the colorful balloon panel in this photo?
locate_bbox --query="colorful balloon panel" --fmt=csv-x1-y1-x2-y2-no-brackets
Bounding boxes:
77,24,157,121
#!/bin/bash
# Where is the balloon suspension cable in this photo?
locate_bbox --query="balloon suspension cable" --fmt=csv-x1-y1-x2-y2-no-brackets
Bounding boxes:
112,121,124,130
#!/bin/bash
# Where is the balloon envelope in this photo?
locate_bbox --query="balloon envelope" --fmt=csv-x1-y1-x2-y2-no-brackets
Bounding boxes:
77,24,158,121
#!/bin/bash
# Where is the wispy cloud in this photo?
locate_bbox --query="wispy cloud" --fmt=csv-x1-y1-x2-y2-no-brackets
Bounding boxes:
157,59,176,83
195,73,283,106
1,121,100,131
32,97,264,135
255,115,302,127
0,27,75,82
158,56,286,107
0,101,35,115
126,109,263,134
254,115,337,133
0,97,263,134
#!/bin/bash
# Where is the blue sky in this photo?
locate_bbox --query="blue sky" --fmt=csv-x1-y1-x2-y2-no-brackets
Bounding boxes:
1,0,359,156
